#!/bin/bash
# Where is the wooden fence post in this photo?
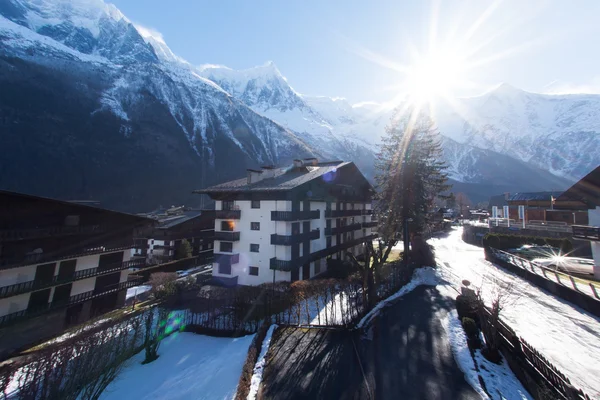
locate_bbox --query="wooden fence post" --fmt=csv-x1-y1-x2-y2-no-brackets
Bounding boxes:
589,283,600,300
568,275,577,291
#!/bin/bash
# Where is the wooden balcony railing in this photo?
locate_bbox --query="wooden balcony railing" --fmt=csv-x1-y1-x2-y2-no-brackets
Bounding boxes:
214,231,241,241
324,209,372,218
325,223,363,236
271,210,320,221
215,210,241,219
270,229,320,246
572,225,600,241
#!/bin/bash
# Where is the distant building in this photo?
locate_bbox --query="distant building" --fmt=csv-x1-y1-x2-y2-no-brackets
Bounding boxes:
133,207,215,266
195,159,377,286
487,191,587,224
556,166,600,278
0,190,154,356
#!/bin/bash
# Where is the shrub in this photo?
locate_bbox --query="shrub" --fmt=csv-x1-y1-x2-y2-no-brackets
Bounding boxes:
456,294,479,321
325,258,357,279
462,317,478,339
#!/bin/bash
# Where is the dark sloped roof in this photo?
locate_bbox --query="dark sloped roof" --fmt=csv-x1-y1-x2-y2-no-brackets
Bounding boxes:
488,194,508,208
556,166,600,207
508,191,563,202
194,161,350,194
157,210,203,229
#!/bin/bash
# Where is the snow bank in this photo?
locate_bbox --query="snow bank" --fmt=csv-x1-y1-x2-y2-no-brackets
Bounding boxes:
442,310,489,399
247,325,277,400
100,332,254,400
125,285,152,300
474,350,532,400
356,267,439,329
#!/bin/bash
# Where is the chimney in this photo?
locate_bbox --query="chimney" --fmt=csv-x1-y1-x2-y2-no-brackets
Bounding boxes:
261,165,277,179
293,159,304,168
247,169,263,184
304,157,318,166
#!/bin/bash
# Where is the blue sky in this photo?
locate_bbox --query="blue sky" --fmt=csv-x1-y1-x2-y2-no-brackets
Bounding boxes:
111,0,600,103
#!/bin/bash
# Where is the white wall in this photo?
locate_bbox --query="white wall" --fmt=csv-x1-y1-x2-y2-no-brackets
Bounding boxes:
74,254,100,271
589,207,600,279
0,265,37,287
70,277,96,296
0,293,30,316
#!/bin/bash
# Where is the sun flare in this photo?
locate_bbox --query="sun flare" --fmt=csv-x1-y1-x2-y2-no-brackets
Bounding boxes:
405,48,467,106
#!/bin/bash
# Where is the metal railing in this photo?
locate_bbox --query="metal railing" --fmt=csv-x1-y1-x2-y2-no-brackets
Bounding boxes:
0,224,105,242
214,253,240,268
572,225,600,241
270,229,320,245
487,218,572,232
362,221,378,228
325,209,372,218
0,279,143,327
0,259,145,299
488,247,600,300
214,231,241,241
215,210,241,219
270,210,320,221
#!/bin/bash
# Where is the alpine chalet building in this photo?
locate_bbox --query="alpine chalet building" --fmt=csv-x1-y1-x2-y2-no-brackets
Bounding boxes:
195,159,377,286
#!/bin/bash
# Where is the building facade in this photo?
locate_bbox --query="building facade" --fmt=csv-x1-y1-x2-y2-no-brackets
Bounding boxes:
196,159,377,286
0,191,153,356
133,208,215,266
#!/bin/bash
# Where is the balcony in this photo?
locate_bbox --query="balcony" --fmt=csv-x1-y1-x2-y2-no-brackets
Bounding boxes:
572,225,600,241
0,224,105,242
270,233,378,271
271,210,320,221
214,253,240,268
271,229,320,245
215,210,241,219
0,259,144,299
214,231,241,241
0,278,143,328
325,223,363,236
325,209,372,218
362,221,378,228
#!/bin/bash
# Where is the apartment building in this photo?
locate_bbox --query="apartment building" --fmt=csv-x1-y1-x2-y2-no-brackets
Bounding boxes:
195,158,377,286
0,190,154,356
133,207,215,266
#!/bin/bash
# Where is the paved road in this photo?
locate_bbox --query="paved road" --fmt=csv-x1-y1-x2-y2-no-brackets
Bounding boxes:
360,285,480,400
260,284,480,400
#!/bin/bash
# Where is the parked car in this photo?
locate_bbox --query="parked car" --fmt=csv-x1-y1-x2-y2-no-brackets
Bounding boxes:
511,244,561,259
531,256,595,275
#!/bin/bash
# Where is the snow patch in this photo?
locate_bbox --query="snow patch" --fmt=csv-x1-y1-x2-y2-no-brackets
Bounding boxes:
100,332,254,400
356,266,439,329
125,285,152,300
247,324,277,400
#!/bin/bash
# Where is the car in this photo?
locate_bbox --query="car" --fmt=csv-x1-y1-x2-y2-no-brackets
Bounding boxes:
511,244,561,259
531,256,596,276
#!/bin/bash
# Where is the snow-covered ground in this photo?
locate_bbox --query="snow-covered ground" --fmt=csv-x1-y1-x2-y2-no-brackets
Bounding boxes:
430,228,600,398
125,285,152,300
247,325,277,400
443,309,532,400
100,332,254,400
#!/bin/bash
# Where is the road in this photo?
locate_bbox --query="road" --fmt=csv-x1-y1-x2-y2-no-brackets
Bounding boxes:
261,286,479,400
430,228,600,398
361,285,480,400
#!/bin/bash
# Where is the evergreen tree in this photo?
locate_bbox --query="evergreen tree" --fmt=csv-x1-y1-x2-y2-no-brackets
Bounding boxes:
176,239,193,260
375,110,450,235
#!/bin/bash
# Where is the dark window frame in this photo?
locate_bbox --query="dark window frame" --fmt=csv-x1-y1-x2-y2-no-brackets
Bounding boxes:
250,244,260,253
251,222,260,231
220,241,233,253
249,266,259,276
251,200,260,209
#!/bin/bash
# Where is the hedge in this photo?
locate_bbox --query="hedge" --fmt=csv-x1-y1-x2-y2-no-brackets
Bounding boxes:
482,233,572,253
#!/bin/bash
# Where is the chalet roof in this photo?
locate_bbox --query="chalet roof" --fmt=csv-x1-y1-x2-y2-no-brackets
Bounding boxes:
157,210,204,229
194,161,352,194
508,191,563,202
556,166,600,208
0,190,155,225
488,194,508,208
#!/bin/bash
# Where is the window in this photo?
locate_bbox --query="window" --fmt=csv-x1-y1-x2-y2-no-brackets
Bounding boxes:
221,220,234,231
222,200,235,211
219,264,231,275
251,200,260,209
220,242,233,252
251,222,260,230
250,244,259,252
249,266,259,276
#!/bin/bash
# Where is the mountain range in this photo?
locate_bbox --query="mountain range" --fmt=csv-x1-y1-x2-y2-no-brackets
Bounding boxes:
0,0,597,212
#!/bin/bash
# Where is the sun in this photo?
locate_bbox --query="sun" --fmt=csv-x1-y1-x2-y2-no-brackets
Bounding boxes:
405,48,467,106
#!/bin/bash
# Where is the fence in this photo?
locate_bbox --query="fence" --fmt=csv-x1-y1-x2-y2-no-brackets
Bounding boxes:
479,307,592,400
486,247,600,318
486,218,572,233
